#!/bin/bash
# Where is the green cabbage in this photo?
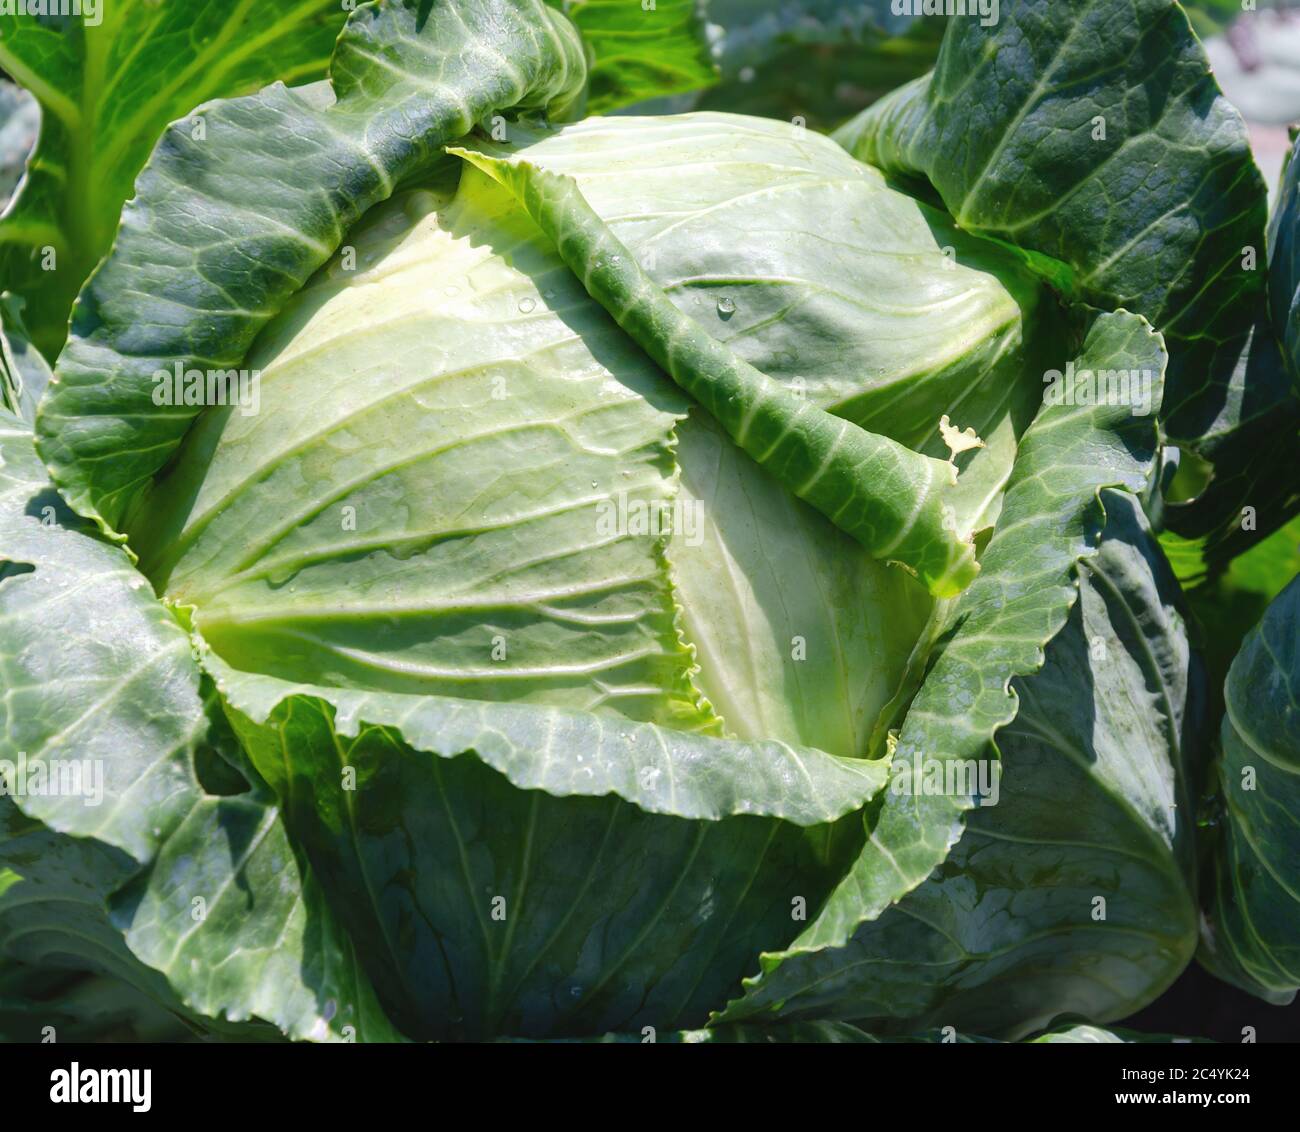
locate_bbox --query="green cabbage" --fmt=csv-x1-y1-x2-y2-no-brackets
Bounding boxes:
1,0,1297,1044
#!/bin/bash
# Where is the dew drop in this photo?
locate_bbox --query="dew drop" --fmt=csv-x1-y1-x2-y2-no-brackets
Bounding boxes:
518,297,536,313
716,296,736,318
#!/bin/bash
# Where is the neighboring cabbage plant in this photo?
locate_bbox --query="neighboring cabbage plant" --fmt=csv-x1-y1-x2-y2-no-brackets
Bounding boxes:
0,0,1297,1042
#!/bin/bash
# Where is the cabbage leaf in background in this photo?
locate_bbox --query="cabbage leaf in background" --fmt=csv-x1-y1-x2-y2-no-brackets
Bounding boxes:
551,0,937,124
0,292,49,421
691,0,938,129
0,0,352,362
548,0,715,111
0,0,1298,1044
0,80,36,209
0,81,47,421
1198,576,1300,1004
1162,134,1300,691
0,958,196,1043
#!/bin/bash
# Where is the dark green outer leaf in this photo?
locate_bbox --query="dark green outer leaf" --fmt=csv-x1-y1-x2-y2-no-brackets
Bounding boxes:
701,0,917,78
213,659,881,1039
0,788,401,1041
1160,326,1300,562
714,311,1169,1027
0,957,198,1043
836,0,1268,461
112,790,404,1041
1268,138,1300,393
1158,128,1300,557
1199,575,1300,1003
1162,131,1300,558
1163,515,1300,710
0,797,163,998
35,0,587,535
501,1019,901,1042
0,0,351,362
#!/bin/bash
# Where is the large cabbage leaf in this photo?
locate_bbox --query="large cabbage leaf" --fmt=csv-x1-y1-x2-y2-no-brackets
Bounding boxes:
0,410,399,1041
1198,576,1300,1003
1156,133,1300,568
